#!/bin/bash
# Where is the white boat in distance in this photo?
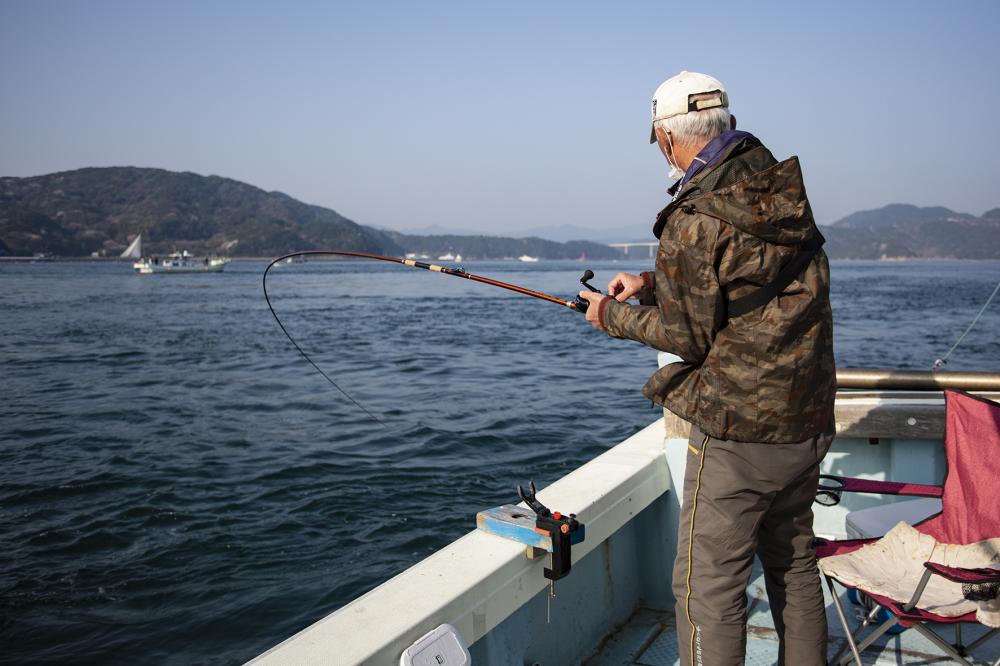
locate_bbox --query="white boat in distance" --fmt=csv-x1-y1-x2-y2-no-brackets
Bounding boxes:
518,255,539,262
437,252,463,262
123,235,230,274
134,251,229,274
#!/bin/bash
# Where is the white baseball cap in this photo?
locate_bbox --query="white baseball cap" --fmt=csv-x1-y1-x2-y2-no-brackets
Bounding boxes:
649,71,729,143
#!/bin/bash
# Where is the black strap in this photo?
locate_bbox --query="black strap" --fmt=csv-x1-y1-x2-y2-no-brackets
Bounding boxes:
727,234,824,318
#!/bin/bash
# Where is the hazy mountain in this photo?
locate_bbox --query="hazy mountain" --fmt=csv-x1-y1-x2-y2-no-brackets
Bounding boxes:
382,232,621,260
500,223,655,244
386,223,482,237
393,222,654,244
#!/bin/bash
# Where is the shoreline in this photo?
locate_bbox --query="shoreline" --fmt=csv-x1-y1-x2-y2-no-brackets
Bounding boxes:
3,256,998,263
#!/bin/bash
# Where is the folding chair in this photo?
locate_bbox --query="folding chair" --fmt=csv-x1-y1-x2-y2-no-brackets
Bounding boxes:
815,390,1000,665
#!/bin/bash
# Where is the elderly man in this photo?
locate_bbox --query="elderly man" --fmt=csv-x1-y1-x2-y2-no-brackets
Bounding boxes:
577,72,836,666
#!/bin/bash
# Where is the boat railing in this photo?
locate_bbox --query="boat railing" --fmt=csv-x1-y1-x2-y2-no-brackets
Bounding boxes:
836,368,1000,391
658,367,1000,442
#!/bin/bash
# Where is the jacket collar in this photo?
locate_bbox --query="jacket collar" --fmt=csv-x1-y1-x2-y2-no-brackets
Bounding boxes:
681,130,755,187
654,134,761,238
665,131,757,199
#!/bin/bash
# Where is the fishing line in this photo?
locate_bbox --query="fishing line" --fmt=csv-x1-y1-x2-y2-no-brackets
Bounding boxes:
263,252,389,425
263,250,596,424
933,277,1000,369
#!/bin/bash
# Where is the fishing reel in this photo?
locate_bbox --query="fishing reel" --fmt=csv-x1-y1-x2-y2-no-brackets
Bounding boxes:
572,269,602,314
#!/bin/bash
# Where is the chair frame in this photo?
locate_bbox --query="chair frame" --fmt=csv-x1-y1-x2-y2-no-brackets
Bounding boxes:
818,390,1000,665
817,472,1000,666
824,562,999,666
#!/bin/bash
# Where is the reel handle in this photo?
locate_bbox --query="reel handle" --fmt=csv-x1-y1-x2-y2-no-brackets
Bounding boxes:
573,269,601,314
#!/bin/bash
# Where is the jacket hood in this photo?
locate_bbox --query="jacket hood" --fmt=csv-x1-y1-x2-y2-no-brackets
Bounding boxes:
691,156,818,246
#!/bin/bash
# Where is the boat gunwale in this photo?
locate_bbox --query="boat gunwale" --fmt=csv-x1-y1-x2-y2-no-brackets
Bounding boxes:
247,420,671,665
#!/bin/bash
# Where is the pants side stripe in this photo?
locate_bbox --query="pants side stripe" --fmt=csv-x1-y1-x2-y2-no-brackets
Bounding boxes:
685,433,711,666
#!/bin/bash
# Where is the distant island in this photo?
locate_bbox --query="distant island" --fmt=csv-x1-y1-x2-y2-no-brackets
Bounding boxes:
1,167,998,259
822,203,1000,260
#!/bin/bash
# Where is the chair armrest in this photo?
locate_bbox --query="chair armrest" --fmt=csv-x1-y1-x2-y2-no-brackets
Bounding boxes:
814,536,875,559
816,475,943,506
923,562,1000,584
925,562,1000,603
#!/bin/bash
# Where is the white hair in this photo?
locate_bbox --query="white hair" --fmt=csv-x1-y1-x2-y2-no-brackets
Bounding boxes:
654,107,731,148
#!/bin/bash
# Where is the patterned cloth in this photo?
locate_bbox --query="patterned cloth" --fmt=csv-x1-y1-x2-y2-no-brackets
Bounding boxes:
820,521,1000,627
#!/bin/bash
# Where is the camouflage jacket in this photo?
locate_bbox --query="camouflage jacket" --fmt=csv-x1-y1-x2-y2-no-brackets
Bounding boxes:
601,135,836,443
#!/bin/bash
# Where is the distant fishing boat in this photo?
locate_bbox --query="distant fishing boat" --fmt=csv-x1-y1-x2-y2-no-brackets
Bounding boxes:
437,252,462,262
134,252,229,274
134,250,229,274
518,255,539,262
123,234,229,273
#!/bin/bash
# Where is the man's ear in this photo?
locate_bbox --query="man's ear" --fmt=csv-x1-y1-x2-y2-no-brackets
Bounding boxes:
730,114,737,130
654,126,671,156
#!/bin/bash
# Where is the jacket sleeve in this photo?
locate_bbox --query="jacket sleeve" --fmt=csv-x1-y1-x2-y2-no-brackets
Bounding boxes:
637,271,657,306
601,239,724,362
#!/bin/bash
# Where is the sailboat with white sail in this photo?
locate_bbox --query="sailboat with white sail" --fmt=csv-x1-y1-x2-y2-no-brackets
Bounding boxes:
120,234,145,270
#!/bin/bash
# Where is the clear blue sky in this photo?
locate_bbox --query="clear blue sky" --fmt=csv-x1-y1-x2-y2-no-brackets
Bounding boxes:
2,0,999,234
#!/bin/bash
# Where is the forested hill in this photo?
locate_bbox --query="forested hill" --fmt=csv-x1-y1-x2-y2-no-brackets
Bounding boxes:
0,167,620,259
821,204,1000,259
0,167,401,257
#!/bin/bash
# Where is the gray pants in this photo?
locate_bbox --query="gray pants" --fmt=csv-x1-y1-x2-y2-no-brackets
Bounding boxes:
673,425,834,666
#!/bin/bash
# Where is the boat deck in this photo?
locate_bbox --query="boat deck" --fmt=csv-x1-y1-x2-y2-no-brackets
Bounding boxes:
586,567,999,665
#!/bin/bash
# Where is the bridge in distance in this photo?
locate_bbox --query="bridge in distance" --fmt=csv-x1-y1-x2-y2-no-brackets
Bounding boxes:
608,242,657,258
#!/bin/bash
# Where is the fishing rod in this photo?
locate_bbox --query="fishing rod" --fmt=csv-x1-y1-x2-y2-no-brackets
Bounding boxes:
262,250,603,423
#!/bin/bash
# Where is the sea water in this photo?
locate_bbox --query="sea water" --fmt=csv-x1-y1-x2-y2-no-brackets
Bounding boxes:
2,259,998,664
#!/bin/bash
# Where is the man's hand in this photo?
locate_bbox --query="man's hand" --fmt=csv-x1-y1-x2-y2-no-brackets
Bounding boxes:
607,272,645,302
577,291,607,330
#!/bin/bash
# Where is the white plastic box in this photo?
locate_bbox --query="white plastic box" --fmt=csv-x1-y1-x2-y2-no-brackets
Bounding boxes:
399,623,471,666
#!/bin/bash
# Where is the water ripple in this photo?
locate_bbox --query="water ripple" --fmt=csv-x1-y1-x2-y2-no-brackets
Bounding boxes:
1,259,999,663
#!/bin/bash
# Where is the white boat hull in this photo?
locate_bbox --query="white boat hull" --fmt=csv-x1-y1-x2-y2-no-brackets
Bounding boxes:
134,257,229,274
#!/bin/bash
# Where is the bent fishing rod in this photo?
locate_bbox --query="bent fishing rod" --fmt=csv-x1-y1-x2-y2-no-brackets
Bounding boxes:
262,250,604,424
